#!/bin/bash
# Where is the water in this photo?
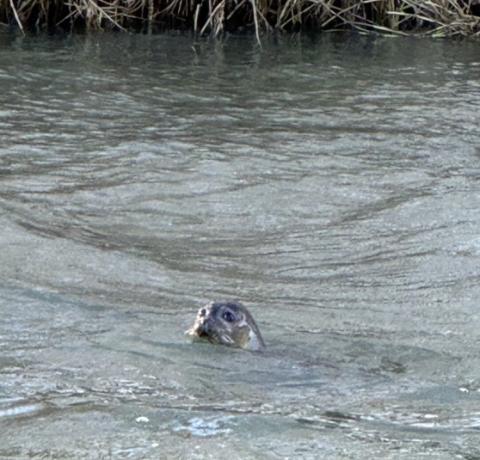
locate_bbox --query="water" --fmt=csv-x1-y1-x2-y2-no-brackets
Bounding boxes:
1,30,480,459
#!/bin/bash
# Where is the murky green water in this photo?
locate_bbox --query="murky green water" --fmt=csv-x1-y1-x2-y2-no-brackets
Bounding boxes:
1,31,480,459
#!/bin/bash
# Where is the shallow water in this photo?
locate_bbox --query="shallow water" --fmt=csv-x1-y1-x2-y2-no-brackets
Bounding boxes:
1,30,480,459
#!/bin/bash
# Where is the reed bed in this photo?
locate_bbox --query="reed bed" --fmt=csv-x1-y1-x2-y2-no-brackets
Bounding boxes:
1,0,479,37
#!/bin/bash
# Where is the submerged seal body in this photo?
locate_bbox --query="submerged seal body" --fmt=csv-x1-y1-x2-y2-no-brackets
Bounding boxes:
186,301,265,351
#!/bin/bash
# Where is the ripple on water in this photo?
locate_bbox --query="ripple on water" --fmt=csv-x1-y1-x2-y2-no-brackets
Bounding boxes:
0,400,48,419
172,415,235,437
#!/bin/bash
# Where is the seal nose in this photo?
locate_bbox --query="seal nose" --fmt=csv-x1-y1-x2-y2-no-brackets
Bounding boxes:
187,308,207,337
197,319,211,337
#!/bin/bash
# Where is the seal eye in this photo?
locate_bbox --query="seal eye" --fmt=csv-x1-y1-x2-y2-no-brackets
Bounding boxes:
199,308,207,317
222,310,236,323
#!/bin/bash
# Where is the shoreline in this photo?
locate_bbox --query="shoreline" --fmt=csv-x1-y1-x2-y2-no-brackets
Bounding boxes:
2,0,480,38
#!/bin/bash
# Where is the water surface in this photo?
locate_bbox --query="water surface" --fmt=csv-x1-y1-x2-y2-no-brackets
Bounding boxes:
1,31,480,459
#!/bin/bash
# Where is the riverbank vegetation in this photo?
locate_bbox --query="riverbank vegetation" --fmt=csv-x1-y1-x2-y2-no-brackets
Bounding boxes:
1,0,479,37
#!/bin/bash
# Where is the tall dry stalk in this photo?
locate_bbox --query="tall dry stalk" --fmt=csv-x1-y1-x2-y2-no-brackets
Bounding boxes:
8,0,25,32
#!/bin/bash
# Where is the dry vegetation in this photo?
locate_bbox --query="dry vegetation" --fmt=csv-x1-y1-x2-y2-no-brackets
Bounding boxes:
1,0,480,37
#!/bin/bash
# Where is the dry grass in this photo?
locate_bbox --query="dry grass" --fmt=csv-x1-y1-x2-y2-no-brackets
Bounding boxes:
1,0,479,37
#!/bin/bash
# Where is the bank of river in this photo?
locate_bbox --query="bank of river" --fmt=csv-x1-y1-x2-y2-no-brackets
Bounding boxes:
1,0,480,37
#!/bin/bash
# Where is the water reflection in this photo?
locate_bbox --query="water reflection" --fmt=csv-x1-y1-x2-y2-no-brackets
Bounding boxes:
1,31,480,458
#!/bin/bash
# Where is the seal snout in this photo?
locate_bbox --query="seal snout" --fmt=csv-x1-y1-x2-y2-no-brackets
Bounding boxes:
196,317,213,337
185,305,214,339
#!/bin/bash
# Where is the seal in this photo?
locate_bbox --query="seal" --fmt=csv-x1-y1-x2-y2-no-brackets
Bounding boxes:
186,300,265,351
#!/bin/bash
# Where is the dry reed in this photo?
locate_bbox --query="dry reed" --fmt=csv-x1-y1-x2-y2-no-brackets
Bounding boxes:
1,0,479,36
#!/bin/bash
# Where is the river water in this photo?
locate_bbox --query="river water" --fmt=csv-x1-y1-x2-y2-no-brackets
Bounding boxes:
1,30,480,459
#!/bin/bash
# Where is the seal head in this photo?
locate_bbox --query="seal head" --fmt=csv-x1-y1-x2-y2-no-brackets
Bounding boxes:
186,301,265,351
